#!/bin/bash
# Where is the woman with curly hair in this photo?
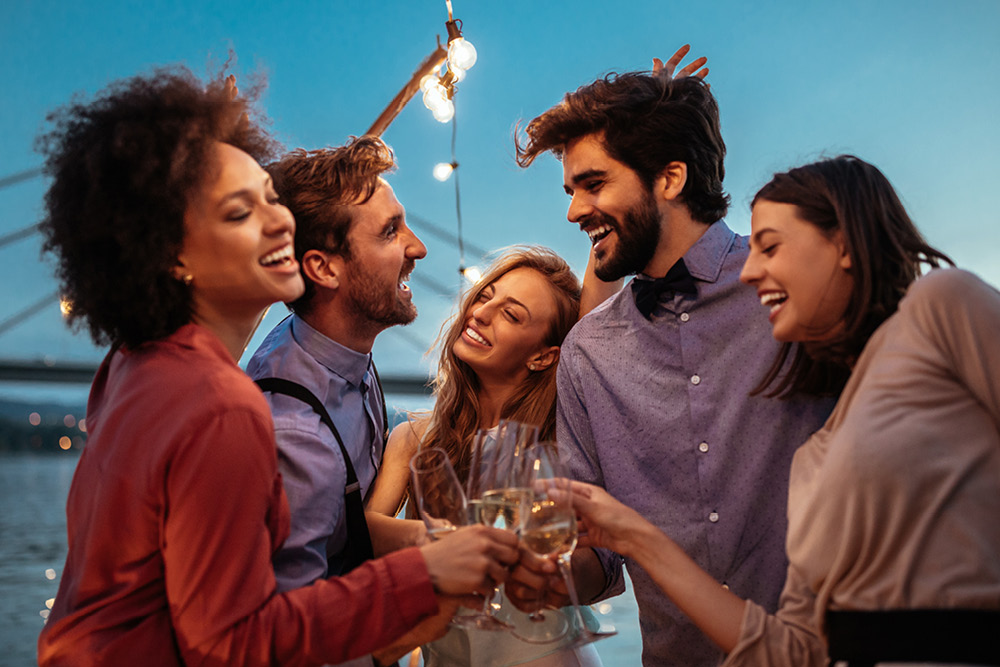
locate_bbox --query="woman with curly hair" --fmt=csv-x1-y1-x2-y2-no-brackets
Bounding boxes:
556,156,1000,666
35,67,517,666
367,246,606,666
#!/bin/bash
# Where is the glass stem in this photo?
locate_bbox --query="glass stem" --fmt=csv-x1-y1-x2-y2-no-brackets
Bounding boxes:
481,585,499,617
557,552,592,635
529,579,547,621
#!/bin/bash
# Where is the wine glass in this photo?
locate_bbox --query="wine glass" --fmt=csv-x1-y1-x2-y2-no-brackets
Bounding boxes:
409,446,506,630
409,446,465,540
519,441,616,648
464,424,534,630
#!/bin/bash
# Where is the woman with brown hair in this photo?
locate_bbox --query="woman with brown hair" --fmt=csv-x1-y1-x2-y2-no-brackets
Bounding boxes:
35,66,518,666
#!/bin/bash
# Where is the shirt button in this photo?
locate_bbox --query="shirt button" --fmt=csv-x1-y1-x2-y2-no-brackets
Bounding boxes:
679,312,690,322
690,374,701,385
698,442,709,453
709,512,720,523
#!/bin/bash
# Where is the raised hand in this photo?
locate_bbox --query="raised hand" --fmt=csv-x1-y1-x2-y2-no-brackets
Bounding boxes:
652,44,709,82
221,73,251,131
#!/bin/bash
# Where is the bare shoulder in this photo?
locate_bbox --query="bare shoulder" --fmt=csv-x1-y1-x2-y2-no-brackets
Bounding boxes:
388,415,431,455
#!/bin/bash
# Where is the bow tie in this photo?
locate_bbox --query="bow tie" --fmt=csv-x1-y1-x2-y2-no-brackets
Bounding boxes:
631,257,698,319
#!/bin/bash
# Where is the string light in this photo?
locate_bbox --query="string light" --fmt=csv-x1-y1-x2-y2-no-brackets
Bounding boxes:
433,162,456,182
460,266,482,284
421,1,477,124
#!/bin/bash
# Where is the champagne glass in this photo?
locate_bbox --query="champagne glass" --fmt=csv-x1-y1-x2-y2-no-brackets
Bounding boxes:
409,447,465,540
409,446,506,630
519,441,616,648
464,424,534,630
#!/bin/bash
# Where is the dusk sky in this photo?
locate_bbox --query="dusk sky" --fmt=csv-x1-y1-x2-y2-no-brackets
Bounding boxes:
2,0,998,405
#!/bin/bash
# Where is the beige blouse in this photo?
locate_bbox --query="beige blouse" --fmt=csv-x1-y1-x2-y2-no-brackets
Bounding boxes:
725,269,1000,666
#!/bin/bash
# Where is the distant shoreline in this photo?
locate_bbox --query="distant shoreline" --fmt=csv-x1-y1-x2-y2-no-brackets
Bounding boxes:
0,396,88,454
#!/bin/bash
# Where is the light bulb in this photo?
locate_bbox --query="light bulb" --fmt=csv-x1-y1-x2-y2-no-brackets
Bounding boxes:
462,266,482,284
447,37,477,71
431,99,455,123
419,73,438,93
422,84,449,112
433,162,455,181
449,65,467,82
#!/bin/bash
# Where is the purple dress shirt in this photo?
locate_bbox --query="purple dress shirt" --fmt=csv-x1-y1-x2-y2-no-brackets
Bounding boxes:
557,221,834,666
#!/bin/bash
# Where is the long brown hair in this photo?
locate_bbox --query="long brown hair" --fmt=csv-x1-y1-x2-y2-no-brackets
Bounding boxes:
752,155,953,398
421,246,581,483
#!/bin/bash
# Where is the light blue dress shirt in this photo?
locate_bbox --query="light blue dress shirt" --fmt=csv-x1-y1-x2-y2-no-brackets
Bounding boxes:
246,314,385,590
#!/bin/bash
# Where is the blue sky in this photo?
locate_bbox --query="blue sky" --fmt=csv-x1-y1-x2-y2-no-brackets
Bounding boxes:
1,0,998,404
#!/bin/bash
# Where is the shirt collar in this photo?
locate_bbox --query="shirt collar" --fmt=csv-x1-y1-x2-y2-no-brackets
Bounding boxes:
679,220,736,284
290,314,372,387
638,220,736,284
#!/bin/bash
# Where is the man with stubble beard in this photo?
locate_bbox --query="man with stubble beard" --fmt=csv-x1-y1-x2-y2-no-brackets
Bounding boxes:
246,136,429,667
509,65,835,665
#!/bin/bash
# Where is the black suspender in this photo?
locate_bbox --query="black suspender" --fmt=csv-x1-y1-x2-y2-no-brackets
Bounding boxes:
255,376,376,575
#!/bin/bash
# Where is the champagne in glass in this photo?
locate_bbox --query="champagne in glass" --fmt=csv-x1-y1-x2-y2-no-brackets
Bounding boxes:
465,423,536,630
520,441,616,648
409,446,508,631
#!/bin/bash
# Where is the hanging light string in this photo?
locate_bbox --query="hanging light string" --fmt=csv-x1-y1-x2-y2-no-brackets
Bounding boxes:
451,109,466,279
421,1,476,124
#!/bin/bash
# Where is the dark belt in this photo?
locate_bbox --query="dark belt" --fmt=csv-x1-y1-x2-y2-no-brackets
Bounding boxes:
826,609,1000,666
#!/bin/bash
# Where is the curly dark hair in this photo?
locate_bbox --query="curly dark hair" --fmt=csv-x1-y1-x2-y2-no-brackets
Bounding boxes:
266,136,396,316
37,66,280,349
751,155,953,398
516,74,729,224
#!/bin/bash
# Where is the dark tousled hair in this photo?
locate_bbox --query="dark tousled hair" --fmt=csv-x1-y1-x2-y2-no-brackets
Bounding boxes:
266,136,396,316
37,66,279,349
752,155,953,398
516,74,729,224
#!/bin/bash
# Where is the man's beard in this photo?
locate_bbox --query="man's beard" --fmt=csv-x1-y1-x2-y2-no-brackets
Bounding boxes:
592,193,662,281
344,258,418,328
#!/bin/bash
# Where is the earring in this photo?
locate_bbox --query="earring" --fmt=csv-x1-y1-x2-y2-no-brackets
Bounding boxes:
528,363,537,371
181,274,193,286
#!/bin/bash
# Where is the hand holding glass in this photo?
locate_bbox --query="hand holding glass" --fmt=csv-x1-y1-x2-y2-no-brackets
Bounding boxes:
520,441,616,648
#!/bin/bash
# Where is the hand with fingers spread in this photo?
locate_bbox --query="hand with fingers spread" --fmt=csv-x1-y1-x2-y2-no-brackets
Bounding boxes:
419,524,520,599
653,43,709,83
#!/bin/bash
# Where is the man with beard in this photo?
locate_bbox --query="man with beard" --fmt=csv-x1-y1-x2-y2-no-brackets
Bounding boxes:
246,136,428,667
509,66,835,665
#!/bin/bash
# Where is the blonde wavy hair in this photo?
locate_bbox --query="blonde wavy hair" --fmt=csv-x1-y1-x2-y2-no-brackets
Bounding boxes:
420,246,581,485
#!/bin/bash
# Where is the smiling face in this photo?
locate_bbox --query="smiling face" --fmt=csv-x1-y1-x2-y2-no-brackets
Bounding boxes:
740,200,854,343
562,134,663,281
453,267,560,382
178,142,304,326
339,180,427,328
